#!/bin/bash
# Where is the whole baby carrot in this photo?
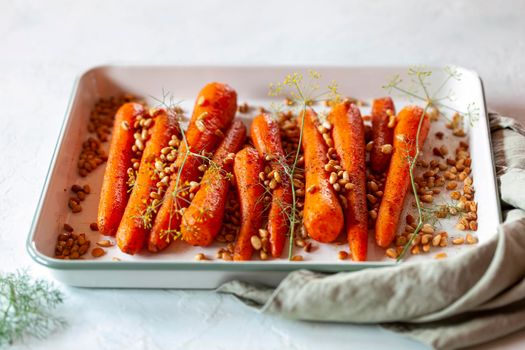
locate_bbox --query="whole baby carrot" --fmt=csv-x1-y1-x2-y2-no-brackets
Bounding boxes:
233,147,266,261
250,113,293,258
300,108,344,243
330,101,368,261
375,106,430,248
98,102,144,236
181,120,246,246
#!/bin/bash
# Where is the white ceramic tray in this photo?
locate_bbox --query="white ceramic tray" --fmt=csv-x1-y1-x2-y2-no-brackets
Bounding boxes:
27,65,501,288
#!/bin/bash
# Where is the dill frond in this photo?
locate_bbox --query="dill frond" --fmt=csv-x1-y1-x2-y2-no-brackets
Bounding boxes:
0,270,66,346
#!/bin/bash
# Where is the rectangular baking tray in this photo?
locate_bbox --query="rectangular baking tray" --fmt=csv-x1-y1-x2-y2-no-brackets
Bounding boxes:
27,65,501,288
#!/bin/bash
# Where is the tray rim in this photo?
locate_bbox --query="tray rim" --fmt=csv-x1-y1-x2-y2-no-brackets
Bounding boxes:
26,64,502,272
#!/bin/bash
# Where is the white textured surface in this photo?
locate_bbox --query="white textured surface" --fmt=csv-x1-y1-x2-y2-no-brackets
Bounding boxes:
2,0,524,349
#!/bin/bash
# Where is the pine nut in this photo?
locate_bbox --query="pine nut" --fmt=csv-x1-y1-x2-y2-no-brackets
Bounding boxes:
432,234,442,247
329,172,338,184
452,237,465,245
456,223,466,231
380,144,393,154
91,247,106,257
421,224,434,234
258,229,269,238
338,251,348,260
250,235,262,250
291,255,304,261
421,195,433,203
274,171,282,183
466,233,478,244
196,119,206,132
96,240,113,247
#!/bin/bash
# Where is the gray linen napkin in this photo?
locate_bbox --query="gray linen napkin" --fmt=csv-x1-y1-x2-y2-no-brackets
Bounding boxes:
218,113,525,350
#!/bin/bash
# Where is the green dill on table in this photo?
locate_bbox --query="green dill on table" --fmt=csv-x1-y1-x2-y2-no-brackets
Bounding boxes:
0,270,66,346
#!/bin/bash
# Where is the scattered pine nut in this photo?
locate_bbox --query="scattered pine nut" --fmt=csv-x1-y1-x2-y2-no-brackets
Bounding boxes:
96,240,113,248
251,235,262,250
452,237,465,245
338,251,348,260
466,233,478,244
386,248,398,259
432,234,442,247
91,247,106,257
194,253,207,261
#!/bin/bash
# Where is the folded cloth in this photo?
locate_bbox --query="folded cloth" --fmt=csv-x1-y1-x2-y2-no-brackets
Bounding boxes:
218,113,525,350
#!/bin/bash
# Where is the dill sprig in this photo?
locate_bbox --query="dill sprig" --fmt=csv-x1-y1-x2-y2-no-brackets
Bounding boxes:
383,66,479,261
269,70,340,259
0,270,66,346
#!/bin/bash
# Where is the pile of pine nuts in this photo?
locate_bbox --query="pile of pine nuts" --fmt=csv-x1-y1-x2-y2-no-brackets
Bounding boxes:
54,224,91,259
68,184,90,213
79,95,136,177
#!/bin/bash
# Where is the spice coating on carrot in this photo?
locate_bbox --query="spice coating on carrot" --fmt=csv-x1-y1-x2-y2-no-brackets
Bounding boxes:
370,97,396,173
98,102,144,236
250,113,293,258
300,109,344,243
375,105,430,248
116,109,181,255
181,120,247,246
330,101,368,261
148,82,237,252
233,147,266,261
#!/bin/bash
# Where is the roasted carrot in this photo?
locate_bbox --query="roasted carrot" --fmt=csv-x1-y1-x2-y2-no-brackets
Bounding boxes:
250,113,292,258
181,120,247,246
98,102,144,236
148,82,237,252
370,97,396,173
233,147,266,261
375,106,430,248
300,109,344,243
330,101,368,261
116,109,181,254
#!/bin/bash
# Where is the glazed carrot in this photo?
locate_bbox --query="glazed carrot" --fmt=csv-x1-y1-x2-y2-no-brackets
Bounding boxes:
116,109,181,254
98,102,144,236
181,120,246,246
233,147,266,261
250,113,292,258
329,102,368,261
375,106,430,248
148,82,237,252
370,97,396,173
300,109,344,243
